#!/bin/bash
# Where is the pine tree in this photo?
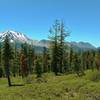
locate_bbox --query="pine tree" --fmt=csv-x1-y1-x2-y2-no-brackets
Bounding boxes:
20,45,28,78
49,20,60,75
81,51,90,70
69,46,74,72
11,41,19,77
49,20,69,75
35,56,42,78
58,21,69,73
95,49,100,70
28,44,35,74
73,52,85,76
42,47,48,73
0,43,3,77
63,52,69,73
79,51,85,75
0,67,3,78
89,50,95,71
2,35,13,86
73,53,80,75
16,50,21,76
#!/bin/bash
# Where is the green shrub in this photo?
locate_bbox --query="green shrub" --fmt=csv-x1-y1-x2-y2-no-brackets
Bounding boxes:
79,82,100,99
84,70,100,82
24,75,35,84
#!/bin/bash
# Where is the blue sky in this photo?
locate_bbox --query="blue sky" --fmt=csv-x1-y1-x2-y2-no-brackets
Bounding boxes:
0,0,100,47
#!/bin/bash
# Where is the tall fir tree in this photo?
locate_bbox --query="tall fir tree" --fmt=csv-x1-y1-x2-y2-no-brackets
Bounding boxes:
49,20,60,75
73,52,85,76
42,47,48,73
35,56,42,78
58,21,69,73
95,49,100,70
20,44,28,78
28,44,35,74
0,43,3,77
69,45,74,72
49,20,69,75
11,41,19,77
2,35,13,86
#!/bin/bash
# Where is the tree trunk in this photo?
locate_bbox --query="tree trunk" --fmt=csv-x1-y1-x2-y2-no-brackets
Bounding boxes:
7,75,11,86
6,64,11,86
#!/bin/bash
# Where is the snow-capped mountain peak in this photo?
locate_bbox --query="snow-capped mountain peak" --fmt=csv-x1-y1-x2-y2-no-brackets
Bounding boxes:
0,30,31,43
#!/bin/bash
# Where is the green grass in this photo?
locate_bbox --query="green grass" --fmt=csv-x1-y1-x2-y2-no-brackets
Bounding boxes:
0,70,100,100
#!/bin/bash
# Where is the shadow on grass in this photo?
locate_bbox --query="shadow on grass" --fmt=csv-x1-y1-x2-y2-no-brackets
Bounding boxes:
11,84,25,87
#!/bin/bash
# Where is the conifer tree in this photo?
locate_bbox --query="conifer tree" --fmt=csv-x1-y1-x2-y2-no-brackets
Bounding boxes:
49,20,60,75
0,44,3,77
0,67,3,78
58,21,69,73
63,52,69,73
49,20,69,75
73,53,80,75
89,50,95,71
2,35,13,86
11,41,19,77
73,52,85,76
69,46,74,72
95,49,100,70
42,47,48,73
35,56,42,78
28,44,35,74
20,45,28,78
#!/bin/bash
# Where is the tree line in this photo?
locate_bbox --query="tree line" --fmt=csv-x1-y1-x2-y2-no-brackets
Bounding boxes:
0,20,100,86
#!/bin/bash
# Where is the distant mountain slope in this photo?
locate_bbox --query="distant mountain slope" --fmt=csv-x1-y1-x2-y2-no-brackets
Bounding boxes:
69,41,96,51
34,40,96,51
0,30,31,43
0,30,96,53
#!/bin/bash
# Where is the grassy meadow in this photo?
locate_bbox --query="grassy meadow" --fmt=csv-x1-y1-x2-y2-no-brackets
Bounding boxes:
0,70,100,100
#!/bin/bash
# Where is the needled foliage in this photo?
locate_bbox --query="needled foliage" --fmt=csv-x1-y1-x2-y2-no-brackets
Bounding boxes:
2,35,13,86
28,44,35,74
49,20,69,75
35,56,42,78
20,43,28,78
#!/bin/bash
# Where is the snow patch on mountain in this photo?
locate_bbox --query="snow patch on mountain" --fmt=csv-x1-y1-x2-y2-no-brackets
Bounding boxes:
0,30,31,43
